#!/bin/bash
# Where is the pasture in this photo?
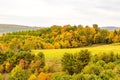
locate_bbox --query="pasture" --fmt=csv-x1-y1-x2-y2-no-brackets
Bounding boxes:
32,43,120,60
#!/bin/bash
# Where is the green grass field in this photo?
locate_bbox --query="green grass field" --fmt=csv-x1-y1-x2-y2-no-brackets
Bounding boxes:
32,43,120,60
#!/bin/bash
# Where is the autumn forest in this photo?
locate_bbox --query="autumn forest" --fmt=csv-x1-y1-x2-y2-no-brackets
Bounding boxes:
0,24,120,80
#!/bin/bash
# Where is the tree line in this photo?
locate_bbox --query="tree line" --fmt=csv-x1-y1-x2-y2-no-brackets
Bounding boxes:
0,24,120,51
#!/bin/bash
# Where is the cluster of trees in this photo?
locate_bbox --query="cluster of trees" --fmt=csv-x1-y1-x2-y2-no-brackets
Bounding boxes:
0,49,120,80
0,24,120,80
0,50,45,80
53,50,120,80
0,24,120,51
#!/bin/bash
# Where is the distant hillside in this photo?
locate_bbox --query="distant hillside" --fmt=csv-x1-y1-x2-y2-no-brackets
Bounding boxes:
100,26,120,31
1,24,120,35
0,24,39,35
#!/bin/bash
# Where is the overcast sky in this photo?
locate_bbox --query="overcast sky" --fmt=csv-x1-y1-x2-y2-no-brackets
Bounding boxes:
0,0,120,27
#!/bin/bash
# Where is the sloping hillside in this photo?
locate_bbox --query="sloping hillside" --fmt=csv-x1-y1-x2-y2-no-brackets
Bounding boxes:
0,24,39,35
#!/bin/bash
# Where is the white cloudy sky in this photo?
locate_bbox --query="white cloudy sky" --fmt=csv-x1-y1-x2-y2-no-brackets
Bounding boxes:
0,0,120,27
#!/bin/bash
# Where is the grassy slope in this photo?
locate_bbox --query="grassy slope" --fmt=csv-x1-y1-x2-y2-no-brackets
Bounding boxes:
32,43,120,59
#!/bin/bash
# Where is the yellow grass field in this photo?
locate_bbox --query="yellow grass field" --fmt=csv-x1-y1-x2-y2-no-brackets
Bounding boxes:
32,43,120,59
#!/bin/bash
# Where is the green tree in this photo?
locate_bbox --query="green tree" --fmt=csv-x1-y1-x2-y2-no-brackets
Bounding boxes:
74,50,91,74
61,50,91,75
61,53,74,75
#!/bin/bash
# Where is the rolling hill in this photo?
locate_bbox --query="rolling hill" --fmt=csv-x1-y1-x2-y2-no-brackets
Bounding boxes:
0,24,39,35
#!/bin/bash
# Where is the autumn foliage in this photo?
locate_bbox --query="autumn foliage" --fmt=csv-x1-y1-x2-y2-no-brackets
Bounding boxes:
0,24,120,80
1,24,120,51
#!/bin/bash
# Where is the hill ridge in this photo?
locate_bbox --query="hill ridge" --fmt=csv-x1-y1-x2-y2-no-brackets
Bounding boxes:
0,24,39,35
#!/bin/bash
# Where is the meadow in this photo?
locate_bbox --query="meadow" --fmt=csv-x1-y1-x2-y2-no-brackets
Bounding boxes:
32,43,120,60
32,43,120,72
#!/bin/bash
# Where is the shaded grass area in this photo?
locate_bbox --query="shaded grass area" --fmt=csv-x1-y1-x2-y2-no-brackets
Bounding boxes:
32,43,120,59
